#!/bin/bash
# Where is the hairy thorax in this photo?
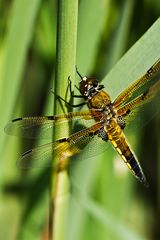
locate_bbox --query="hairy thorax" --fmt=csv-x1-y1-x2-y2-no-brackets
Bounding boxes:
88,91,117,124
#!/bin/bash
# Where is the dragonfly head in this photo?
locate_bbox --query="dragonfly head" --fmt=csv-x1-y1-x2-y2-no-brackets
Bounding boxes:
76,67,104,98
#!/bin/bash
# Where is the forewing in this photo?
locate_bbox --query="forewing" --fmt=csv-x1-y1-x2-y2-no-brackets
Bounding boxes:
5,110,99,140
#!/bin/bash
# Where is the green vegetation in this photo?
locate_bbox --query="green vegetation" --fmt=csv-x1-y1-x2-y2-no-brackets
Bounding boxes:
0,0,160,239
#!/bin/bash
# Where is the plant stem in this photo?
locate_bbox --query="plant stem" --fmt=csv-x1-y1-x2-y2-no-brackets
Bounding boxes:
50,1,78,240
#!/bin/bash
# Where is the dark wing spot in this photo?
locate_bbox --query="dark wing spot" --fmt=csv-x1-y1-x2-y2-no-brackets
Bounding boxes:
22,149,33,157
58,138,68,143
47,116,55,120
12,118,22,122
126,109,130,115
147,68,153,75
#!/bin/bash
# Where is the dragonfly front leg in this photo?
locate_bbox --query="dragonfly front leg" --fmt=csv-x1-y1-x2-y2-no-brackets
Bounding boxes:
68,76,83,98
52,90,86,108
51,77,86,109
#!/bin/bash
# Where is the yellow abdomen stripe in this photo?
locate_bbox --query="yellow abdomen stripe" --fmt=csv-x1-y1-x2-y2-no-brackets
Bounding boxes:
105,119,148,186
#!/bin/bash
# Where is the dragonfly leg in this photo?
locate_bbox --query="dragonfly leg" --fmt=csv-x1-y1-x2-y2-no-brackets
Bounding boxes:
68,76,83,98
51,89,86,108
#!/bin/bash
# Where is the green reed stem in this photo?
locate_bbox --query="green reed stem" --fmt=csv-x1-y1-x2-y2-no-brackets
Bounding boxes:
51,1,78,240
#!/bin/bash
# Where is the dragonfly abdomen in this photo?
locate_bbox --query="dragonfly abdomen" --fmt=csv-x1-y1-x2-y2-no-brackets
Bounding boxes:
105,119,148,186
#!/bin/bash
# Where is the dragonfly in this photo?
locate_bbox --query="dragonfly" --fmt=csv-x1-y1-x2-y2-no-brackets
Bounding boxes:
5,59,160,186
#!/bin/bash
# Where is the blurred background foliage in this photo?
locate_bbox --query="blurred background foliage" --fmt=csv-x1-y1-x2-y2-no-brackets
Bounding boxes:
0,0,160,239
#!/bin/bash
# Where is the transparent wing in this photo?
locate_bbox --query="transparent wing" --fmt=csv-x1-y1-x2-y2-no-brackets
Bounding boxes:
5,110,101,140
17,122,109,169
116,79,160,128
114,58,160,108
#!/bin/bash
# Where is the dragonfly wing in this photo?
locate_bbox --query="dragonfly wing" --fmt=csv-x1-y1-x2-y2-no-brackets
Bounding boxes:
17,122,108,169
113,58,160,108
5,110,100,139
116,78,160,129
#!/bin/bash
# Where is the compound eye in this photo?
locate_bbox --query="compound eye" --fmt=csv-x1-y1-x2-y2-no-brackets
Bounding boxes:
93,79,98,87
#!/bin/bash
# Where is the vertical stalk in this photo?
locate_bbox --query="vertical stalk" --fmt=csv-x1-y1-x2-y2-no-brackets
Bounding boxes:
51,1,78,240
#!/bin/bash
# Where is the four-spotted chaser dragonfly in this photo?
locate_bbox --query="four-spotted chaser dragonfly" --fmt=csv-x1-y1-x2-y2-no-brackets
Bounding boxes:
5,59,160,186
